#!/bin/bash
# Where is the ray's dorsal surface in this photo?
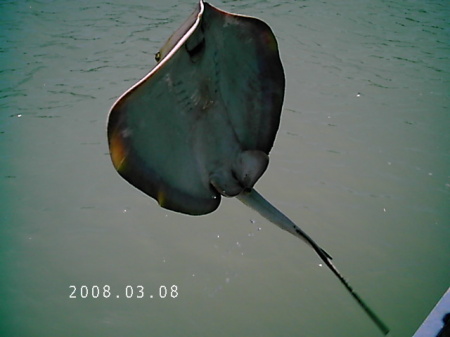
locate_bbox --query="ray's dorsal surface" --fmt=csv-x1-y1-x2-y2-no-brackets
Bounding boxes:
107,1,389,334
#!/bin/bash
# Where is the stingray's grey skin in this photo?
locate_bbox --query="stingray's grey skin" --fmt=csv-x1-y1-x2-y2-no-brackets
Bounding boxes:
108,1,283,215
107,1,389,334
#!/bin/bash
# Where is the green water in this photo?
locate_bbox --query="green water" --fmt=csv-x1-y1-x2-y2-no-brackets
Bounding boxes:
1,0,449,336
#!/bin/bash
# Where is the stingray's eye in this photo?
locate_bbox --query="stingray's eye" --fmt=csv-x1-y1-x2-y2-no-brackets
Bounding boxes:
155,51,161,62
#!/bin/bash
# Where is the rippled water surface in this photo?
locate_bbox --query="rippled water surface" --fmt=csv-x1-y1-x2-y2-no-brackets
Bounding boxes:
1,0,449,336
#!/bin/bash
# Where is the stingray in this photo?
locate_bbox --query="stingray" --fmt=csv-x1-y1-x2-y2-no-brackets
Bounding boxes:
107,1,389,334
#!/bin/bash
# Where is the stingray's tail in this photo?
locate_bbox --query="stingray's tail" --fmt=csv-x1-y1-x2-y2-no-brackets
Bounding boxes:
237,188,390,335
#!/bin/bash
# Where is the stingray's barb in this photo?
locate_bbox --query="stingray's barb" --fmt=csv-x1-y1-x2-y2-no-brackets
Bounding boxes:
237,189,390,335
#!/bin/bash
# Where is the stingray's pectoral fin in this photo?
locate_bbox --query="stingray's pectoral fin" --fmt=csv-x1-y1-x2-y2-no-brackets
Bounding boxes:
237,188,390,336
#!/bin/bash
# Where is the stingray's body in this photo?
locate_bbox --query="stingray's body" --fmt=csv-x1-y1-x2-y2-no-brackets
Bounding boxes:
108,1,283,215
107,1,388,334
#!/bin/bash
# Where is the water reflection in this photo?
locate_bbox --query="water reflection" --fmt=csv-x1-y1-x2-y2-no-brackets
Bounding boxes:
1,0,449,336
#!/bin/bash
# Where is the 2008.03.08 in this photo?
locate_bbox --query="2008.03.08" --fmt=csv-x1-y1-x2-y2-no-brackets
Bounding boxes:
69,285,179,299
